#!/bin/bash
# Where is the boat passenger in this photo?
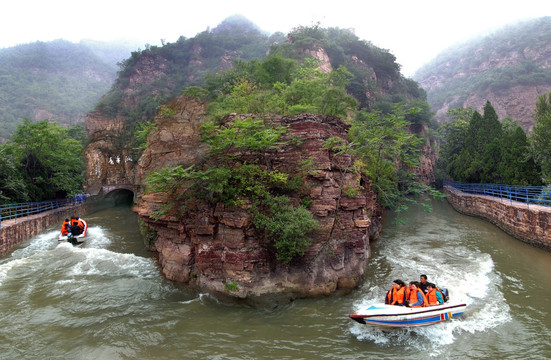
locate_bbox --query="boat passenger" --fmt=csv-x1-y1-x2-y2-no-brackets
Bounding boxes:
408,281,428,308
70,217,85,236
426,283,444,306
385,279,407,306
404,282,413,305
419,274,429,294
61,218,71,236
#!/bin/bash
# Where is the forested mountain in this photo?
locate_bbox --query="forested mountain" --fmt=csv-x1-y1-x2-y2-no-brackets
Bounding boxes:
95,15,287,122
413,16,551,131
0,39,136,140
95,16,430,139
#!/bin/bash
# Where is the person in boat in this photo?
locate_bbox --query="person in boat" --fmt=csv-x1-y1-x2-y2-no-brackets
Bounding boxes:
385,279,407,306
404,281,413,305
61,218,71,236
419,274,429,294
407,281,428,308
425,283,444,306
69,216,85,236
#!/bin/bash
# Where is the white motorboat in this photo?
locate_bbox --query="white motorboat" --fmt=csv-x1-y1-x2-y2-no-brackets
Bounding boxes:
349,302,467,327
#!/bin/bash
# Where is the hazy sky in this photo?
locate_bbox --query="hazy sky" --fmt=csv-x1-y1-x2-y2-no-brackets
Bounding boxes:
3,0,549,76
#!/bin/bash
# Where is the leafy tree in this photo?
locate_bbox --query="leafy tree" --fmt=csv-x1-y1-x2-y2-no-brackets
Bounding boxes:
439,102,542,186
348,105,423,207
500,118,541,185
205,57,358,120
454,102,503,183
436,107,473,182
8,119,84,201
404,98,435,128
201,116,287,156
0,144,28,203
254,54,297,87
531,91,551,183
455,111,484,182
66,124,88,147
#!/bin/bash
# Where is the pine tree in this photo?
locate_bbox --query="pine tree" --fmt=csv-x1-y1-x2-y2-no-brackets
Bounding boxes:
499,123,541,185
531,91,551,184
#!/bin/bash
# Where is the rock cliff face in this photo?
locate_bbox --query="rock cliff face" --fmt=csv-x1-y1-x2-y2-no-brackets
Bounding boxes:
84,111,137,195
132,97,383,304
414,17,551,132
425,84,551,133
460,85,551,132
410,124,437,185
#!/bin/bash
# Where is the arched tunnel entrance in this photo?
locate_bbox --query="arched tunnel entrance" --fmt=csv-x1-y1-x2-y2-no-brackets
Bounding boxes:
103,188,135,207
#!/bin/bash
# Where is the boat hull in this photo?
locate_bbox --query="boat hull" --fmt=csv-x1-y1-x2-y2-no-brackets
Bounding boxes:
349,302,466,327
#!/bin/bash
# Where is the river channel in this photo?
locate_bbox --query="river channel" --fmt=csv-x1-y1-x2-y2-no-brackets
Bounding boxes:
0,199,550,359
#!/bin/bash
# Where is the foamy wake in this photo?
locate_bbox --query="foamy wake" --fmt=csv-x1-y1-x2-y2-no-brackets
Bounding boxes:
350,243,511,351
0,225,154,287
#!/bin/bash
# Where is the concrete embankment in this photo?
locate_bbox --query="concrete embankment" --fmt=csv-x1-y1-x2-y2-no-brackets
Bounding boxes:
444,185,551,251
0,204,86,256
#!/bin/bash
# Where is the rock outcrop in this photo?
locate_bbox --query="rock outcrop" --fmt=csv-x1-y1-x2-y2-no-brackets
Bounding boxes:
410,124,437,185
84,111,137,195
132,97,383,305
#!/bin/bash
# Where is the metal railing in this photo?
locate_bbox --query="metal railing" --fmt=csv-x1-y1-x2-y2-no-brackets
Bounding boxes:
444,180,551,208
0,195,87,228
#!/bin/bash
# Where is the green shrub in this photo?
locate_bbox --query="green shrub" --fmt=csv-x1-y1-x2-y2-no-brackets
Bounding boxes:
253,195,318,263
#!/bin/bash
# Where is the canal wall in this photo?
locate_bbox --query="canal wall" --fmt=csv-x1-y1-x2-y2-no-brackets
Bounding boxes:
444,185,551,251
0,204,86,257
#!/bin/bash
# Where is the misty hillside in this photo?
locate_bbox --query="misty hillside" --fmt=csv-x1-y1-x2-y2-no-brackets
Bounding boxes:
79,38,145,67
413,16,551,131
95,15,286,121
0,39,136,140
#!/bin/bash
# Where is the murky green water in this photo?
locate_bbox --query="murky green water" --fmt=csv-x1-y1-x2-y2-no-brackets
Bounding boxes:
1,200,550,359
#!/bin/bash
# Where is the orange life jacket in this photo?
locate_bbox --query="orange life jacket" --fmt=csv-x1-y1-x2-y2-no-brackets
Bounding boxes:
426,288,444,306
393,287,406,305
69,218,85,235
427,288,446,306
71,218,84,230
405,285,412,302
386,286,406,305
61,221,70,235
410,288,428,308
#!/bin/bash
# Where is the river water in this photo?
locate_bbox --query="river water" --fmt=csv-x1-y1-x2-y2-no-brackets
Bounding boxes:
0,200,550,359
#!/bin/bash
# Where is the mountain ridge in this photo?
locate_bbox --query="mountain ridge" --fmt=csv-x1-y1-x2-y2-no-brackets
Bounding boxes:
0,39,139,140
413,16,551,131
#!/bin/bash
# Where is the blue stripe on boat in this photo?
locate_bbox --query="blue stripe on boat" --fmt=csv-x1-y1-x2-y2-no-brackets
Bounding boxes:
362,311,464,326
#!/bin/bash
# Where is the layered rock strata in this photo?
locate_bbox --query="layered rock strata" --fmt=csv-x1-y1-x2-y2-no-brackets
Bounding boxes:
133,100,383,304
